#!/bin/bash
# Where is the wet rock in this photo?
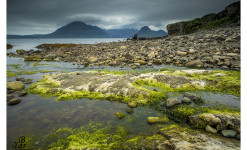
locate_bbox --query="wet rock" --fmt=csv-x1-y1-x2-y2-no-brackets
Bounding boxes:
205,125,217,134
115,112,126,119
7,98,22,106
125,108,133,114
188,49,196,54
128,102,137,108
185,60,203,68
7,81,25,91
24,78,33,84
148,51,155,58
18,91,27,97
182,97,191,104
7,94,15,102
16,77,25,82
183,92,202,103
7,89,16,94
147,117,169,124
221,130,237,138
166,98,180,108
24,55,42,61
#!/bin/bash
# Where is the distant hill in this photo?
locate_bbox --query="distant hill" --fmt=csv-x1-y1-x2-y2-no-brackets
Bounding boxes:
47,21,109,38
137,26,168,38
7,21,167,39
105,29,138,38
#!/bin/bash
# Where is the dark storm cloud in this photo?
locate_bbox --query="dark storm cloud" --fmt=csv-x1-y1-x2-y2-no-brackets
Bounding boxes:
7,0,239,35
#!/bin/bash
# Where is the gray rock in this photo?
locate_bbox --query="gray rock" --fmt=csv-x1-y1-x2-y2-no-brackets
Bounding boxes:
7,94,15,102
182,97,192,104
185,60,203,68
16,77,25,81
221,130,237,138
18,91,27,97
183,92,203,103
166,98,180,108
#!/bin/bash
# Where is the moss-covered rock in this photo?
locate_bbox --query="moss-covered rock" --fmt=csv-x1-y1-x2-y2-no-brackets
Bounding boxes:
24,55,42,61
7,81,24,91
147,117,169,124
115,112,126,119
128,102,137,108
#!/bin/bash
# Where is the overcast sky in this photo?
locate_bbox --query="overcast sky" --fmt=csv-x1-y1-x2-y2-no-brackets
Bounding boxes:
7,0,239,35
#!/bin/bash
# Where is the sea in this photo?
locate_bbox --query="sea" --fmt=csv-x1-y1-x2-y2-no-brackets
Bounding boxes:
7,38,126,53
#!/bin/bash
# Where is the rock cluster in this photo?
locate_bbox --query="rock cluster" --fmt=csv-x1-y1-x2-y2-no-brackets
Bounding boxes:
8,26,240,70
7,77,31,106
189,113,240,140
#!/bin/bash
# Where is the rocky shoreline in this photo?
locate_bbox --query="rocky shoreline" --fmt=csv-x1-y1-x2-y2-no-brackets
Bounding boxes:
7,26,240,70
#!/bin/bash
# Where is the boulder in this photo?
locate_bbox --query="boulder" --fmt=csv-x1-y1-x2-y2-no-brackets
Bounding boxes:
221,130,237,138
166,98,180,108
147,117,169,124
25,79,33,84
7,81,25,91
148,51,155,58
7,98,22,106
124,53,134,60
185,60,203,68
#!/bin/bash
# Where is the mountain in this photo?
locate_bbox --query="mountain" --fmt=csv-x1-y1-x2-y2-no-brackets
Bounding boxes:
105,29,138,38
137,26,168,38
47,21,109,38
7,21,167,39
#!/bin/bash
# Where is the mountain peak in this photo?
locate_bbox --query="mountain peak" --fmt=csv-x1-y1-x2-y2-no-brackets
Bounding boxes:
139,26,151,32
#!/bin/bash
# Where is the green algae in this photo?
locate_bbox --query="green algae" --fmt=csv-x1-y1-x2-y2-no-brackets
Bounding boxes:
40,70,57,73
7,69,37,78
32,121,164,150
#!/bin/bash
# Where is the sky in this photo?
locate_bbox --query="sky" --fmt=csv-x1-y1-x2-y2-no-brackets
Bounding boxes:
7,0,239,35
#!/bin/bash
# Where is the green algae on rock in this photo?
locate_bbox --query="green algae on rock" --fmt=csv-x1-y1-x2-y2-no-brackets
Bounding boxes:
147,117,169,124
115,112,126,119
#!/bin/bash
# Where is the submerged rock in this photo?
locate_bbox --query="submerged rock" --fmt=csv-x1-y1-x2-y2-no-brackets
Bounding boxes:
183,92,202,103
125,108,133,114
18,91,27,97
115,112,126,119
7,98,21,106
147,117,169,124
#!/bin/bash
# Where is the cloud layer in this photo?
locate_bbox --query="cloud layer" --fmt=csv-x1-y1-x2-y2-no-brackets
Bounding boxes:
7,0,238,35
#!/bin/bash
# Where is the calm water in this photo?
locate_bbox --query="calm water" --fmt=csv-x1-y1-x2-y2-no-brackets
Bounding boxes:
7,38,126,53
